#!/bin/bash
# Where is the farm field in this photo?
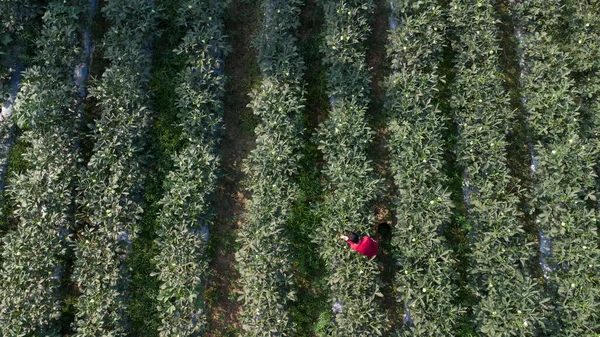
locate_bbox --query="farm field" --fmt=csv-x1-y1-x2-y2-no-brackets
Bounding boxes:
0,0,599,336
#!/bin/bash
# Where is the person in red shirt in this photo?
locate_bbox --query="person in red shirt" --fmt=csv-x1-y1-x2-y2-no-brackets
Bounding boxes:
339,231,378,258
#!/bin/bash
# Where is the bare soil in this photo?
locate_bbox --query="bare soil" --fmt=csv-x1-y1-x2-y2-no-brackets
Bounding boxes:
366,0,393,229
204,1,260,336
286,0,330,336
365,0,400,333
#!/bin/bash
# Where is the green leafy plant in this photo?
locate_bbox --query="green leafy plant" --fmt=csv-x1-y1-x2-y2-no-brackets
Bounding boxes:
151,0,228,336
384,1,464,336
71,0,158,335
0,0,46,220
313,0,387,335
511,0,600,334
449,0,550,335
234,0,306,335
0,1,89,335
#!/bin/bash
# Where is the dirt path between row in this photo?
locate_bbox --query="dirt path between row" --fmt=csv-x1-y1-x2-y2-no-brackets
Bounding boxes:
368,0,393,226
365,0,399,333
205,1,260,336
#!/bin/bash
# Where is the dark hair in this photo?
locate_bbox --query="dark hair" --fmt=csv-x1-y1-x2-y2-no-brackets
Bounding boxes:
346,232,359,244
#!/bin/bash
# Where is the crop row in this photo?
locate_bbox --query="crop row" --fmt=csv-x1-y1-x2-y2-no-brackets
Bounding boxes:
449,0,548,335
0,7,9,211
0,1,42,82
234,0,305,335
152,0,227,336
0,0,41,216
0,1,88,335
385,1,462,335
0,1,41,41
567,1,600,187
71,0,157,335
0,0,24,88
314,0,386,335
512,0,600,334
569,4,600,294
0,69,16,215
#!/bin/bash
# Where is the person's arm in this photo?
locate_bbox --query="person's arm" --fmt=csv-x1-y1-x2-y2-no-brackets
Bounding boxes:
339,235,358,249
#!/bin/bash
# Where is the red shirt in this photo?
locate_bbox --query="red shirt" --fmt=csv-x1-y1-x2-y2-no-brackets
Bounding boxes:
346,236,378,258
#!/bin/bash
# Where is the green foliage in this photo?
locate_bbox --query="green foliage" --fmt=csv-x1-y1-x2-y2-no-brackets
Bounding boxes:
151,0,228,335
315,310,333,336
0,0,60,223
512,0,600,334
0,99,14,220
314,0,387,335
253,0,304,81
565,0,600,257
234,0,306,335
0,1,88,335
0,0,43,65
385,0,463,335
71,0,158,335
288,142,328,337
126,2,185,332
449,0,549,335
320,0,373,100
236,77,304,335
0,0,43,34
0,0,45,75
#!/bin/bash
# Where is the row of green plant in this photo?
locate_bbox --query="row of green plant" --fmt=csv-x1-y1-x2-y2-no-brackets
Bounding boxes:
384,1,463,335
511,0,600,334
568,9,600,320
71,0,158,335
0,0,23,88
314,0,386,335
0,0,42,74
0,4,9,82
565,0,600,87
1,0,44,88
152,0,227,336
567,1,600,188
0,20,15,218
0,0,42,217
449,0,548,335
0,0,43,39
0,1,88,335
234,0,305,334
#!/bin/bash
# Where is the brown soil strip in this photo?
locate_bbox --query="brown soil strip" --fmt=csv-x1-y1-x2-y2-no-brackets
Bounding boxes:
204,2,260,336
287,0,330,336
495,0,541,277
365,0,398,333
299,0,329,129
367,0,393,228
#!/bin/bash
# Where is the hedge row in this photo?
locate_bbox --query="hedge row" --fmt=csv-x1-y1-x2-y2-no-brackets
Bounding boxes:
567,1,600,194
71,0,157,335
0,0,42,216
0,1,88,335
449,0,548,335
234,0,305,335
385,0,462,335
512,0,600,334
314,0,386,335
152,0,227,336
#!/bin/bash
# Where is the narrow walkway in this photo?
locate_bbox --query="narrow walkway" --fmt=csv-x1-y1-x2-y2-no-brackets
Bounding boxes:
288,0,329,335
438,19,478,337
495,0,540,276
365,0,397,332
127,0,183,334
205,1,260,335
